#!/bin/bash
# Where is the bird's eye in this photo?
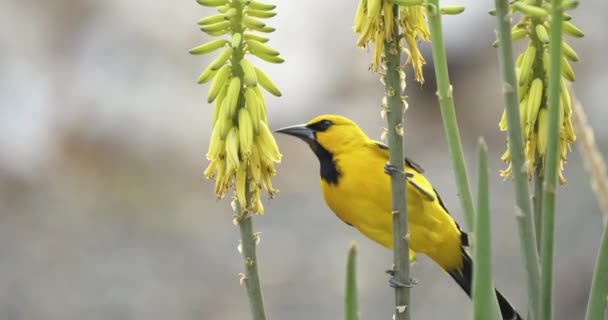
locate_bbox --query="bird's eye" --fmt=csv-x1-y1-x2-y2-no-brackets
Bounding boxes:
308,120,333,132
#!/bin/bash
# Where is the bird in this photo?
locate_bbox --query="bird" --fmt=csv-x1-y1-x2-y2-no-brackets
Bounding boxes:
275,114,522,320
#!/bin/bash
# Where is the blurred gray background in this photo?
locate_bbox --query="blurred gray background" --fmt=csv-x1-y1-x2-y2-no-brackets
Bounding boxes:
1,1,607,319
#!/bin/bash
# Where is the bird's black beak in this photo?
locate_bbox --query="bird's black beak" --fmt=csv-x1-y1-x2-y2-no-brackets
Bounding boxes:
274,124,316,143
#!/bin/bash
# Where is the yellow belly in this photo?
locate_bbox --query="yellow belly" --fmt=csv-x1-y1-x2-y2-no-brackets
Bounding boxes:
321,151,464,271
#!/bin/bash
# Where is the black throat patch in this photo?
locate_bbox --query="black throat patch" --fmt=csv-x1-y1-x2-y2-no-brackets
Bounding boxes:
307,139,340,185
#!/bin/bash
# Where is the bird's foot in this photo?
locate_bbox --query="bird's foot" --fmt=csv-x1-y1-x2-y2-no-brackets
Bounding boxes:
384,162,400,176
384,163,414,179
385,269,418,288
388,277,418,289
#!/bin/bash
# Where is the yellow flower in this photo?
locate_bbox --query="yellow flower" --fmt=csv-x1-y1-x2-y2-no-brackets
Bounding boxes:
498,0,581,184
353,0,430,81
193,0,282,213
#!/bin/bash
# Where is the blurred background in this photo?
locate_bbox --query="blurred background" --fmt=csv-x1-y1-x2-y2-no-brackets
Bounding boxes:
1,1,607,319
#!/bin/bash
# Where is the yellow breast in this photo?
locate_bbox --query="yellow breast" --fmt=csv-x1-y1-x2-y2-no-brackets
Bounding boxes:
320,145,464,271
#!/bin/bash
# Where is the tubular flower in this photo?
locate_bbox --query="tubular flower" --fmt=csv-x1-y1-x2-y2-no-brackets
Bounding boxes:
496,0,581,184
399,5,430,83
353,0,430,82
192,0,283,214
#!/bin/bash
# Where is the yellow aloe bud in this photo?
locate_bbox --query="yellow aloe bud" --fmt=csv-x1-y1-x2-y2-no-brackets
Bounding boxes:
248,144,262,182
561,56,575,82
240,58,258,87
394,0,424,5
542,48,550,73
253,53,284,64
246,9,277,19
247,1,275,11
251,86,267,110
512,28,528,41
515,52,524,67
512,2,548,17
213,86,228,125
231,33,243,49
257,26,276,33
563,21,584,38
208,64,231,103
238,108,254,158
562,41,579,62
526,78,544,129
537,108,548,155
254,67,282,96
499,110,507,131
366,0,382,19
518,44,536,86
207,124,225,160
372,30,385,72
209,47,234,71
560,79,572,116
257,121,281,162
353,0,366,33
244,88,262,134
535,24,549,44
440,5,465,15
246,39,280,57
235,164,247,209
197,0,228,7
225,127,240,171
197,14,227,26
383,0,394,40
190,39,229,55
243,16,266,29
217,102,233,139
224,77,242,119
197,65,218,84
243,33,269,43
520,95,529,136
562,0,579,10
200,20,231,34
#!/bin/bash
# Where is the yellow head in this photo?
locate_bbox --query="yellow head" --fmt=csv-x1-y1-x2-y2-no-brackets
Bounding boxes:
276,114,369,153
275,114,370,184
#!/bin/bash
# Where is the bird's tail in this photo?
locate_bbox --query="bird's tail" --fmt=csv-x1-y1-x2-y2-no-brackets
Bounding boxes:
447,248,523,320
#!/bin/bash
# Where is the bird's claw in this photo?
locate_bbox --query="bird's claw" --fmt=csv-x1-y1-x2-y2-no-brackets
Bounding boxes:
386,269,417,288
388,277,418,289
384,162,400,176
384,163,414,179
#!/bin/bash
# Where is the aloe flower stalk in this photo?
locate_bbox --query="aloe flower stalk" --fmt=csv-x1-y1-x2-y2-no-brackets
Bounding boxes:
191,1,283,319
497,0,582,185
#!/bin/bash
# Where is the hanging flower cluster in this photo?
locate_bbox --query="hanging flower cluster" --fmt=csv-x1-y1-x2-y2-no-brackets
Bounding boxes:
497,0,582,184
192,0,283,213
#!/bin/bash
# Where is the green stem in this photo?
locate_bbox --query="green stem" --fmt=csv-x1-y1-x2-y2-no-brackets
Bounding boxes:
384,6,410,320
472,138,502,320
533,164,544,253
493,0,541,319
539,1,564,319
231,4,267,319
585,225,608,320
345,242,359,320
238,210,267,320
426,0,475,230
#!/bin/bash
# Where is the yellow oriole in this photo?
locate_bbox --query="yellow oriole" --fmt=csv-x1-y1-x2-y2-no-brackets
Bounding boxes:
276,114,522,320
